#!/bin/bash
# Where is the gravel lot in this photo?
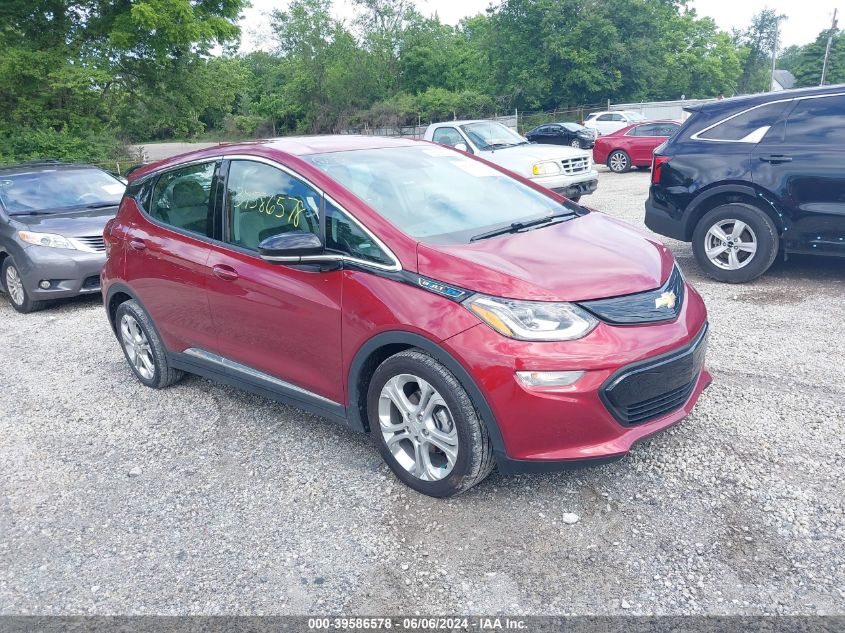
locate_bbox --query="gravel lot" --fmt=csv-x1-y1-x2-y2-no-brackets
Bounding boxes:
1,167,843,616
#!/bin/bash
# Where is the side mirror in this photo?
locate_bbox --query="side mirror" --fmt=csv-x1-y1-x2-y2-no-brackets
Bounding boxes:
258,231,339,265
454,142,468,152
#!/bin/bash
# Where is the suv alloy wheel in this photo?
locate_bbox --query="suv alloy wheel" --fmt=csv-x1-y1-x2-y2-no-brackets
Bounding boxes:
692,203,779,283
115,299,184,388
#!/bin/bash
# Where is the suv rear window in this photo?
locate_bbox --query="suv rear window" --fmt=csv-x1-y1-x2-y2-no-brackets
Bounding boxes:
697,101,789,142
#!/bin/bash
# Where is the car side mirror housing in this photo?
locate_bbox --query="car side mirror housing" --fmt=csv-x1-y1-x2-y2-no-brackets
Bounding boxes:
258,231,340,265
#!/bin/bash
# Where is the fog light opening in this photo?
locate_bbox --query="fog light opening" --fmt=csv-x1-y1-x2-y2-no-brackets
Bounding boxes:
516,370,585,388
39,280,52,290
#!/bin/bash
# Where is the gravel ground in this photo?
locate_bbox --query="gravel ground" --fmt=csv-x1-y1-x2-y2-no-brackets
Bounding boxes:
1,167,843,616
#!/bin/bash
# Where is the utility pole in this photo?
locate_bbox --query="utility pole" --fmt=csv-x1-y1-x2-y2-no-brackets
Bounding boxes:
821,8,839,86
770,17,781,91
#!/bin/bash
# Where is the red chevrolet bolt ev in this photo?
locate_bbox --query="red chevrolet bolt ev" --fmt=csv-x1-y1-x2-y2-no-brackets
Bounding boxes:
102,136,711,497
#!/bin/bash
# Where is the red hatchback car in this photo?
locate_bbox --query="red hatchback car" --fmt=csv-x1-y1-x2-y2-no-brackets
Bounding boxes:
593,121,681,173
102,136,711,497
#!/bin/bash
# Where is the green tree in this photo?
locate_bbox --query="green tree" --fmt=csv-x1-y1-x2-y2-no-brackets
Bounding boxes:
734,9,785,94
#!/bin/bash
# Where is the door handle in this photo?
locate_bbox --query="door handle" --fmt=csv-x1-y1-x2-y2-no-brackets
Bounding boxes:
758,154,792,164
212,264,239,281
129,239,146,251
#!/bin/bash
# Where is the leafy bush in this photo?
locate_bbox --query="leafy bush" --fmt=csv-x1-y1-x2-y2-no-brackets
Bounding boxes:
0,127,123,166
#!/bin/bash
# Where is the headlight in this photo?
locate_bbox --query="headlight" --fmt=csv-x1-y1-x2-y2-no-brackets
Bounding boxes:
19,231,76,250
465,294,598,341
532,161,561,176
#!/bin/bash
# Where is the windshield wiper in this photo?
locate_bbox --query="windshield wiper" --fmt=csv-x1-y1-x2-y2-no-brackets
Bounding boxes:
470,212,577,242
85,202,119,209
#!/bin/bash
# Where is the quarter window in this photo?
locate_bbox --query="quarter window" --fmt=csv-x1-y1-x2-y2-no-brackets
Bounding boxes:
784,96,845,144
325,200,392,266
225,160,320,251
698,101,789,142
150,162,217,237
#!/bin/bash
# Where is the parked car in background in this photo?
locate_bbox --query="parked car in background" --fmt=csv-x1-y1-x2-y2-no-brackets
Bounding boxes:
424,120,598,201
103,136,710,497
593,121,681,173
525,122,597,149
0,161,125,313
583,110,646,136
647,84,845,283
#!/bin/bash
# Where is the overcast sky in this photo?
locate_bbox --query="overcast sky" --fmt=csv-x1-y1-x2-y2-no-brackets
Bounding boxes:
239,0,840,52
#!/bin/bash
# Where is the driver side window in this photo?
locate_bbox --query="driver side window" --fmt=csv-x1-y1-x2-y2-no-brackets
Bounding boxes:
225,160,320,251
432,127,467,150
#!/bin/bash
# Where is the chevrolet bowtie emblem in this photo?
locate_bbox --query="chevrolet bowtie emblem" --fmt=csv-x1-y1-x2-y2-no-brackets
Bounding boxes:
655,291,677,310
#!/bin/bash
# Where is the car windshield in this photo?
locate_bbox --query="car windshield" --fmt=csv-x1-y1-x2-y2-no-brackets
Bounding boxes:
460,122,527,150
305,145,579,243
626,112,646,122
562,123,585,132
0,168,124,215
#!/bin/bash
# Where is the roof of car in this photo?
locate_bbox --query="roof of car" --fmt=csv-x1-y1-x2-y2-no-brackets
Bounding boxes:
688,83,845,114
428,120,498,127
127,135,425,182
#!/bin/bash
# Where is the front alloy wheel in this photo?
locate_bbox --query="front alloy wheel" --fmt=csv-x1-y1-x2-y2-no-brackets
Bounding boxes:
367,349,494,497
378,374,459,481
2,258,45,313
570,139,581,148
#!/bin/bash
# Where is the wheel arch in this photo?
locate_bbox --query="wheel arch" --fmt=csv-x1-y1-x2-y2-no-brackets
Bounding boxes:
105,283,144,333
685,184,788,242
346,330,507,455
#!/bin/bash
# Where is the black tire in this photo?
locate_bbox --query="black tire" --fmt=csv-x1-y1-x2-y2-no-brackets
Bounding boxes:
2,257,46,314
692,203,779,283
115,299,183,388
607,150,631,173
569,195,582,203
367,349,495,497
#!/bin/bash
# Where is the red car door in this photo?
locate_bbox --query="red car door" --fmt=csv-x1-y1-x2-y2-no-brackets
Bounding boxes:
121,160,220,353
627,123,678,165
204,158,344,406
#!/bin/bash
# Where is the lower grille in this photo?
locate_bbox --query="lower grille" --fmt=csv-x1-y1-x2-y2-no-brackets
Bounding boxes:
82,275,101,290
561,156,590,175
601,324,708,426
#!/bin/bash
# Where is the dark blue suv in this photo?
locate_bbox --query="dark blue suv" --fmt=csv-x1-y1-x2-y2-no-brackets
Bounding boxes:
646,85,845,283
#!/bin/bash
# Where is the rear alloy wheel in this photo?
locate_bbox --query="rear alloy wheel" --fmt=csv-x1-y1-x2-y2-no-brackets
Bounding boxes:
570,139,582,148
367,349,494,497
115,299,183,388
2,258,45,314
692,203,779,283
608,150,631,173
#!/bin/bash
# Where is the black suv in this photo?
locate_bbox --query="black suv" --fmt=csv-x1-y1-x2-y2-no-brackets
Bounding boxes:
646,85,845,282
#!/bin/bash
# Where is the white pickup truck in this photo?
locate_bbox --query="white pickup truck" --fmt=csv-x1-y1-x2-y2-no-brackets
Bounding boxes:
423,120,599,201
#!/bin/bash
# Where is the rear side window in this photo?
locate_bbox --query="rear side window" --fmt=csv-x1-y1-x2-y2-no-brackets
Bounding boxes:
785,96,845,144
697,101,788,142
225,160,320,251
150,162,217,237
632,123,679,137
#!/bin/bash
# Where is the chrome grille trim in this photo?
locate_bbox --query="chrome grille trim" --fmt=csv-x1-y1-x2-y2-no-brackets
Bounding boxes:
560,156,590,175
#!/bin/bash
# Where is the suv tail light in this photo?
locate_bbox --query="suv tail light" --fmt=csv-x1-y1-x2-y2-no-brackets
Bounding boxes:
652,156,670,185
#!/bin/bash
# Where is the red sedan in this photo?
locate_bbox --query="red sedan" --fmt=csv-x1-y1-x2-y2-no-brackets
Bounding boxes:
102,135,710,497
593,120,681,173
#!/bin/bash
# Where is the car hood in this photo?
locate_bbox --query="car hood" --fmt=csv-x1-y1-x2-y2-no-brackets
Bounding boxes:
481,144,589,173
10,206,118,237
416,212,675,302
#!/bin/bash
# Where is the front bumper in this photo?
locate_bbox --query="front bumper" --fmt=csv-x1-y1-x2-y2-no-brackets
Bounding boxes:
533,169,599,199
442,282,711,473
16,245,106,299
